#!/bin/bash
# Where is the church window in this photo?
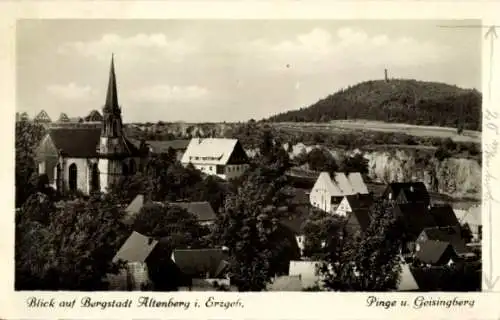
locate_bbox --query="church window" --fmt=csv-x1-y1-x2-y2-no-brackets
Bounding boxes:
129,159,136,174
91,163,100,192
69,163,78,191
122,163,129,175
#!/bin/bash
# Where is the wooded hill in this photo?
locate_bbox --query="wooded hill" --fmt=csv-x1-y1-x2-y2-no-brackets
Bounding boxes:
266,79,482,131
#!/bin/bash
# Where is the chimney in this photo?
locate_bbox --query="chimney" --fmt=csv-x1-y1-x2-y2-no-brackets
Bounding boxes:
384,69,389,82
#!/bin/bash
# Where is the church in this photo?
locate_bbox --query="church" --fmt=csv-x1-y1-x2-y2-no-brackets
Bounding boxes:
36,55,146,194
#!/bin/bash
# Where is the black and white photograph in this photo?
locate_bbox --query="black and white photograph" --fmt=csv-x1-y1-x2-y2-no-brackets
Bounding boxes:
15,19,483,292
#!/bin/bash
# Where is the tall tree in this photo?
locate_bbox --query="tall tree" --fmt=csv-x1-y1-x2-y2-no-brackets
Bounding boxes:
216,165,292,291
320,200,403,291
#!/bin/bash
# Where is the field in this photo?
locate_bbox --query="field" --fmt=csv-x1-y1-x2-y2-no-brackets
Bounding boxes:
271,120,481,144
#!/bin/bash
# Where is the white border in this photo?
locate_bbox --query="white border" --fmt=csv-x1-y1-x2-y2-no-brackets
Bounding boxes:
1,1,500,319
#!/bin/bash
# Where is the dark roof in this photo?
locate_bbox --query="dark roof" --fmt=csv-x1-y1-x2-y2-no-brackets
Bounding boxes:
113,231,158,263
47,127,140,157
48,127,102,157
387,182,430,204
344,194,374,210
146,140,190,153
170,201,216,222
415,240,453,264
420,226,468,254
85,110,103,122
172,249,229,278
346,208,372,233
394,203,437,239
409,266,445,291
104,55,119,113
429,204,460,227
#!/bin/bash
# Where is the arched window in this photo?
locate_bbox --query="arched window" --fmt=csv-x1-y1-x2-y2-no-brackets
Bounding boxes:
122,162,129,175
129,159,136,175
91,163,100,192
56,163,62,191
68,163,78,191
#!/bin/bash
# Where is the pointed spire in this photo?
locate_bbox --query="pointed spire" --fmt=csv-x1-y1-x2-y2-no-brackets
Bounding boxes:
104,53,119,112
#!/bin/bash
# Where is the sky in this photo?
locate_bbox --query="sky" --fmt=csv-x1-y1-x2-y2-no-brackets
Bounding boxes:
16,19,481,123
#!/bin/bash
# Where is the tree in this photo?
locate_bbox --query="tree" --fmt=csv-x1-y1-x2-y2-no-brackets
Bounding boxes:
15,193,129,290
307,148,338,173
320,200,403,291
460,223,473,244
15,120,46,207
339,153,369,177
216,165,292,291
302,209,346,260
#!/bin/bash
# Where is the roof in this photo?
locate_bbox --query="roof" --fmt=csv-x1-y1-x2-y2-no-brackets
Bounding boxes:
420,226,468,254
45,126,140,158
267,275,303,291
455,206,481,226
58,113,70,122
415,240,453,264
124,194,145,222
429,204,460,227
146,139,190,153
172,249,229,278
34,110,52,122
347,172,369,194
314,172,343,196
333,172,355,194
397,262,419,291
394,203,436,238
85,110,103,122
387,182,430,204
346,207,372,233
113,231,158,263
170,201,216,222
344,194,373,210
181,138,243,165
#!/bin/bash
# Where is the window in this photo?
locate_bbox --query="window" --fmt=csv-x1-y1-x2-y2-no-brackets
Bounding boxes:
68,163,78,191
388,192,392,200
209,166,212,171
216,165,224,174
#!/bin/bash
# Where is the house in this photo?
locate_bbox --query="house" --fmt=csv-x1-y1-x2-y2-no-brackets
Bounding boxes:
414,240,457,266
108,231,158,290
416,226,469,257
336,193,373,217
57,113,70,122
171,248,231,291
145,139,190,161
35,56,146,195
84,109,103,122
382,182,431,207
122,195,217,226
309,172,369,213
393,203,437,241
34,110,52,123
170,201,217,226
180,138,249,180
288,260,323,290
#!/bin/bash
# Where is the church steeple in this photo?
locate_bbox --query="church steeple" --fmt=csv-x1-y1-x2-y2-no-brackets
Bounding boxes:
101,54,123,138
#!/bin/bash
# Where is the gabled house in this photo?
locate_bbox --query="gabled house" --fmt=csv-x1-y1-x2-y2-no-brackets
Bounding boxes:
382,182,430,207
34,110,52,123
181,138,249,180
170,201,217,226
429,204,460,229
309,171,369,213
171,248,231,291
416,226,469,257
108,231,158,290
336,193,373,217
85,109,103,122
414,240,457,266
58,113,70,122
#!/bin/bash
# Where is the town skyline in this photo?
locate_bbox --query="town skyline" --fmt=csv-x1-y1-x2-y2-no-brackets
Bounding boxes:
17,19,481,123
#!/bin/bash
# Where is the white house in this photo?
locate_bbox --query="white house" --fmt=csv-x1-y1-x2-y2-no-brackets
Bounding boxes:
181,138,249,180
309,172,369,213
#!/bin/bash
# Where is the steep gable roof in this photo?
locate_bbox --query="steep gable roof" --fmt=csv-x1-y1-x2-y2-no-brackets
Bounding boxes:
172,248,229,278
170,201,216,222
146,139,190,153
394,203,436,239
397,262,419,291
347,172,369,194
181,138,245,165
124,194,145,222
429,204,460,227
313,172,343,196
419,226,468,254
455,206,481,226
346,207,372,233
34,110,52,122
85,110,103,122
58,113,70,122
386,182,430,204
113,231,158,263
344,194,374,210
415,240,453,264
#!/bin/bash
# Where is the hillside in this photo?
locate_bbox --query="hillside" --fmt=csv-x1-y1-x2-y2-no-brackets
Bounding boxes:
266,79,482,131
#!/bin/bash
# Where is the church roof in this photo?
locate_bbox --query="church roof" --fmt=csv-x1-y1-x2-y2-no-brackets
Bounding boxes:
46,126,140,158
104,54,120,114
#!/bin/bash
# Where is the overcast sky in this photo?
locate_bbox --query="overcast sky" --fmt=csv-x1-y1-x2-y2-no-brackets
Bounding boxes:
16,19,481,123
